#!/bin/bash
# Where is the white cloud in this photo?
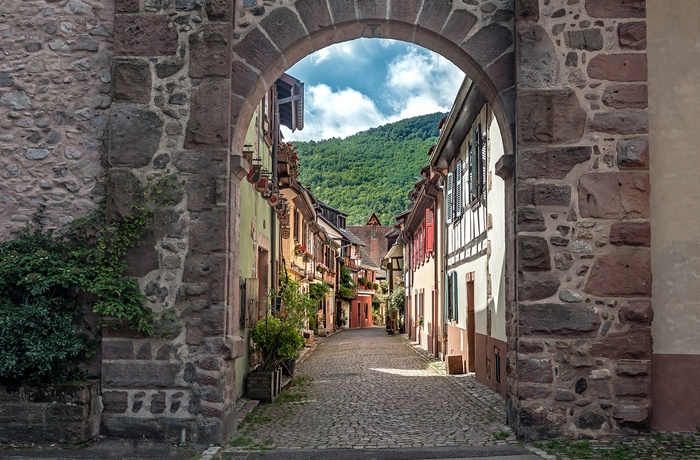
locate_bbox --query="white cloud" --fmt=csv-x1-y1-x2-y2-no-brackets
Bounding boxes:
309,41,361,65
283,84,389,141
385,48,464,115
283,42,464,141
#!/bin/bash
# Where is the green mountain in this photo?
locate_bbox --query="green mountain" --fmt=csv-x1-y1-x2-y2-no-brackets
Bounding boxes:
294,112,445,226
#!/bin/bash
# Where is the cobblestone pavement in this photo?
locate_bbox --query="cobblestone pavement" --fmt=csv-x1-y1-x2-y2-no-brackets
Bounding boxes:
224,327,520,454
529,432,700,460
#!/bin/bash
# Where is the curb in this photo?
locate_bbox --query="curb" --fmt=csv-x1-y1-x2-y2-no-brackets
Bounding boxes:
199,445,222,460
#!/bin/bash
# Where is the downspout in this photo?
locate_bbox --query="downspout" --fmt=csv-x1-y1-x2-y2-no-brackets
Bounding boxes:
426,180,442,359
434,171,448,360
271,83,280,292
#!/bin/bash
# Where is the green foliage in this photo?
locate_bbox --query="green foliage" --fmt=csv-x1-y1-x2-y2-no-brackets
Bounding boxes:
0,172,180,385
337,266,356,300
251,316,304,368
0,297,92,385
251,278,313,372
308,282,330,302
386,285,406,315
295,112,445,225
277,278,316,330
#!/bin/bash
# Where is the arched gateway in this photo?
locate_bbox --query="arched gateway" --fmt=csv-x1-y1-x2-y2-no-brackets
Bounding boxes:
100,0,650,444
103,0,651,441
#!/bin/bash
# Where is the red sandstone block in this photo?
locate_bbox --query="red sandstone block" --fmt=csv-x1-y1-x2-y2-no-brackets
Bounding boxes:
588,53,647,82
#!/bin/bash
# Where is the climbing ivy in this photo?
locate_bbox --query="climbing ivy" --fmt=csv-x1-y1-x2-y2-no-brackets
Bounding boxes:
0,172,180,385
336,266,356,300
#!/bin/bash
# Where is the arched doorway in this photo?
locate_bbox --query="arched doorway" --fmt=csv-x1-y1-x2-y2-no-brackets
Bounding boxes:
105,0,652,444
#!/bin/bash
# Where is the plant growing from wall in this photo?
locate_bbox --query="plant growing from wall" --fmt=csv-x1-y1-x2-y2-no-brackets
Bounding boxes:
0,173,180,385
308,282,330,302
336,265,356,300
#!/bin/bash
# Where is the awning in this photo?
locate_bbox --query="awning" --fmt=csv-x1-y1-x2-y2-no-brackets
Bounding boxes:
384,241,404,261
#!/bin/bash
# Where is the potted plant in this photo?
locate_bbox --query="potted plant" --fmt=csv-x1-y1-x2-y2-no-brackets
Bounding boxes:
248,279,313,399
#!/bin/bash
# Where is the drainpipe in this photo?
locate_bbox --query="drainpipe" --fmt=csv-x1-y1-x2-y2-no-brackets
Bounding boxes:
434,173,448,360
271,84,280,292
425,182,441,358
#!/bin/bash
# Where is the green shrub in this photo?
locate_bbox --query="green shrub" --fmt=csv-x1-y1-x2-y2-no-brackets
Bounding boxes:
0,172,180,385
250,316,304,372
0,297,92,385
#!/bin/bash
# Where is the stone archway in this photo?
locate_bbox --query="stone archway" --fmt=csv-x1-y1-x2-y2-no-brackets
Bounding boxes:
104,0,650,444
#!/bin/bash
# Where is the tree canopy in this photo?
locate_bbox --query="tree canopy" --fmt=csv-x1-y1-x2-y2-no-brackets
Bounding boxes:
294,112,445,225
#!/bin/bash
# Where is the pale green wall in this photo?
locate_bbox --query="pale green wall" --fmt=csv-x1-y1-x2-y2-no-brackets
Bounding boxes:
235,101,275,397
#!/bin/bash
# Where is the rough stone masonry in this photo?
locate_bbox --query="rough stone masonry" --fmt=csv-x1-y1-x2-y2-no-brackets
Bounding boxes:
0,0,653,444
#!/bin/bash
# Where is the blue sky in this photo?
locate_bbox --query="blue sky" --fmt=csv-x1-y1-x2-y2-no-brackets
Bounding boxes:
280,38,465,141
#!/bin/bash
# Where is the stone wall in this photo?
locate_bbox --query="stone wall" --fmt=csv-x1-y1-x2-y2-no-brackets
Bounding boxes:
0,0,659,444
648,1,700,432
102,0,238,443
0,381,100,443
0,0,113,238
512,0,650,439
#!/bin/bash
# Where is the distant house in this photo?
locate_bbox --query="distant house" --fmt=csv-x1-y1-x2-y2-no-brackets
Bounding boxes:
349,213,397,325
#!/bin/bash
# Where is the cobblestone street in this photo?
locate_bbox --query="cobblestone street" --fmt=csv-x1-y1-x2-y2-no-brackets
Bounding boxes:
224,327,522,455
223,329,700,460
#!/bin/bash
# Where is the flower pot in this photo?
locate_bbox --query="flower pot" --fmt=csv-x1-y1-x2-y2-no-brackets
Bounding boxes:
247,368,282,401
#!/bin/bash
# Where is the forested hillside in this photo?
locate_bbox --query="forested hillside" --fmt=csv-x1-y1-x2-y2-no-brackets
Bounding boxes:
294,112,445,226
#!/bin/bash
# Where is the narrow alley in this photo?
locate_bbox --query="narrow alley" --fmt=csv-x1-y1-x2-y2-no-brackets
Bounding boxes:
223,328,539,459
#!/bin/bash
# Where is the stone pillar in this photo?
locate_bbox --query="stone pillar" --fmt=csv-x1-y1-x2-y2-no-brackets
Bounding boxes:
511,0,650,439
102,0,237,443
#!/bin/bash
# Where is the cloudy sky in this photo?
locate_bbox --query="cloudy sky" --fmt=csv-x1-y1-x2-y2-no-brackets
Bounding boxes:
280,38,465,142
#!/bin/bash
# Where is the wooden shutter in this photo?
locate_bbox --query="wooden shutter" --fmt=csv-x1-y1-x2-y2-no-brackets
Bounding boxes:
446,172,453,224
425,208,434,254
455,160,463,219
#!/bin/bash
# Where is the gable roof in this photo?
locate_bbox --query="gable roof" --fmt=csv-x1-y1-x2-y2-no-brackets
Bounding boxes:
366,213,381,226
359,246,380,270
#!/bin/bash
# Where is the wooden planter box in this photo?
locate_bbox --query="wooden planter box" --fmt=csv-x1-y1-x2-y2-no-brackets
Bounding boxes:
247,367,282,401
0,380,100,444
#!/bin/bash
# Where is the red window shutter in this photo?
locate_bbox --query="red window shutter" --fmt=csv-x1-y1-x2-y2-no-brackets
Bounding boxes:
412,237,417,269
425,208,434,254
419,229,423,262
